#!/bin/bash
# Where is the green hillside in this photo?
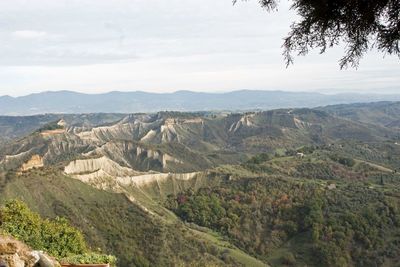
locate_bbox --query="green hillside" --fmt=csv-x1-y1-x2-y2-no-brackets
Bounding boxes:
165,148,400,266
1,107,397,175
0,168,263,267
1,104,400,266
320,101,400,128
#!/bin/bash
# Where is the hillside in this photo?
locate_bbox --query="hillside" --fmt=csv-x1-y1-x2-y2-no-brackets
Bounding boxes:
165,145,400,266
320,101,400,128
0,113,127,141
0,108,396,176
2,141,399,266
0,168,257,267
1,103,400,266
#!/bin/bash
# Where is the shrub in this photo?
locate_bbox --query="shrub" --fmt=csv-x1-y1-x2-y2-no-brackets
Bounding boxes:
0,199,87,258
246,153,270,164
61,253,117,266
37,122,64,132
329,154,355,167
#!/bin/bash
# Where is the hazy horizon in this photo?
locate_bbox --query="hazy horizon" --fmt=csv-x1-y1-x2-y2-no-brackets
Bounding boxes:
1,88,400,98
0,0,399,96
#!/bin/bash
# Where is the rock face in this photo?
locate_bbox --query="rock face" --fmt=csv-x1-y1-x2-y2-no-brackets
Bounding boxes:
0,235,60,267
64,156,198,187
64,156,142,177
229,114,255,133
40,129,65,137
84,141,185,172
116,172,198,187
20,155,44,171
2,109,391,176
57,120,66,127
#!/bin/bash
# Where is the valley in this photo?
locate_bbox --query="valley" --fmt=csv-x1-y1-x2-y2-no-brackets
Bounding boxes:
2,0,399,265
1,102,400,266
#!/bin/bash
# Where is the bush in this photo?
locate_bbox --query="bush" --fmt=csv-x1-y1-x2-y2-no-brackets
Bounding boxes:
0,200,87,258
329,154,355,167
61,253,117,266
246,153,270,164
37,122,64,132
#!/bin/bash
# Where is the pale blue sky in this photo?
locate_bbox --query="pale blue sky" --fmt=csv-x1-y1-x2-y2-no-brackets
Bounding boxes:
0,0,398,96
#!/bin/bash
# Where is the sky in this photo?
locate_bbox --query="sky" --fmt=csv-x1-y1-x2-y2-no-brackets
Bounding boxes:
0,0,399,96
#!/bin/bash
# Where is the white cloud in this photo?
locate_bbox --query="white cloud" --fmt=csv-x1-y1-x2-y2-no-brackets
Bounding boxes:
0,0,397,95
12,30,48,39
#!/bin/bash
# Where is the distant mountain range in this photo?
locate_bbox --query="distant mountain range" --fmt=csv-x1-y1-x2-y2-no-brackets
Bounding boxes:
1,90,400,115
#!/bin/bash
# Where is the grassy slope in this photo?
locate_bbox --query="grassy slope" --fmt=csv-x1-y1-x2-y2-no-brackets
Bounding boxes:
0,168,267,267
320,101,400,128
0,168,232,267
1,108,399,266
111,173,268,266
188,227,268,267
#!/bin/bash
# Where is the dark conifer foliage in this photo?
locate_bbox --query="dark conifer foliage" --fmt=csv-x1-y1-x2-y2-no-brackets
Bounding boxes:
236,0,400,68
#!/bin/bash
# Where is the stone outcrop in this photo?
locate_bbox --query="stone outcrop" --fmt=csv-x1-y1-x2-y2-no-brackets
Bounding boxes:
57,120,66,127
64,157,198,187
83,142,184,172
117,172,198,187
0,236,60,267
20,155,44,172
40,129,65,137
136,147,183,168
229,114,255,132
64,156,141,177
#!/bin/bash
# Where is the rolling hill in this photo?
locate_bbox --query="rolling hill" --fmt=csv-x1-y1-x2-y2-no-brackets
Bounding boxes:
1,108,396,176
1,102,400,266
320,101,400,128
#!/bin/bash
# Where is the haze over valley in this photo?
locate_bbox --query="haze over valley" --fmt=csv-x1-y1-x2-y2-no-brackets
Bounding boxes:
1,90,400,115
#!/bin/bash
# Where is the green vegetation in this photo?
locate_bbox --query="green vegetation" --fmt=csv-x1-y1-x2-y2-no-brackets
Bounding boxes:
320,101,400,128
37,121,64,132
329,153,355,167
0,115,62,140
166,148,400,266
168,177,400,266
0,199,117,266
0,168,237,267
2,106,398,175
0,199,87,258
1,104,400,267
5,138,393,267
61,253,117,266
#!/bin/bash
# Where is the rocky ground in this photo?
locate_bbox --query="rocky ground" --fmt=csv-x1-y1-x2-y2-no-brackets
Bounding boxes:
0,236,59,267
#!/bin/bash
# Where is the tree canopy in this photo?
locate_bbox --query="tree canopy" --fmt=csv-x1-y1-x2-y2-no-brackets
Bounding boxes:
237,0,400,68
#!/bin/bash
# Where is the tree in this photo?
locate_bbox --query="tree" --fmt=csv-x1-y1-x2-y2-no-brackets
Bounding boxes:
235,0,400,68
